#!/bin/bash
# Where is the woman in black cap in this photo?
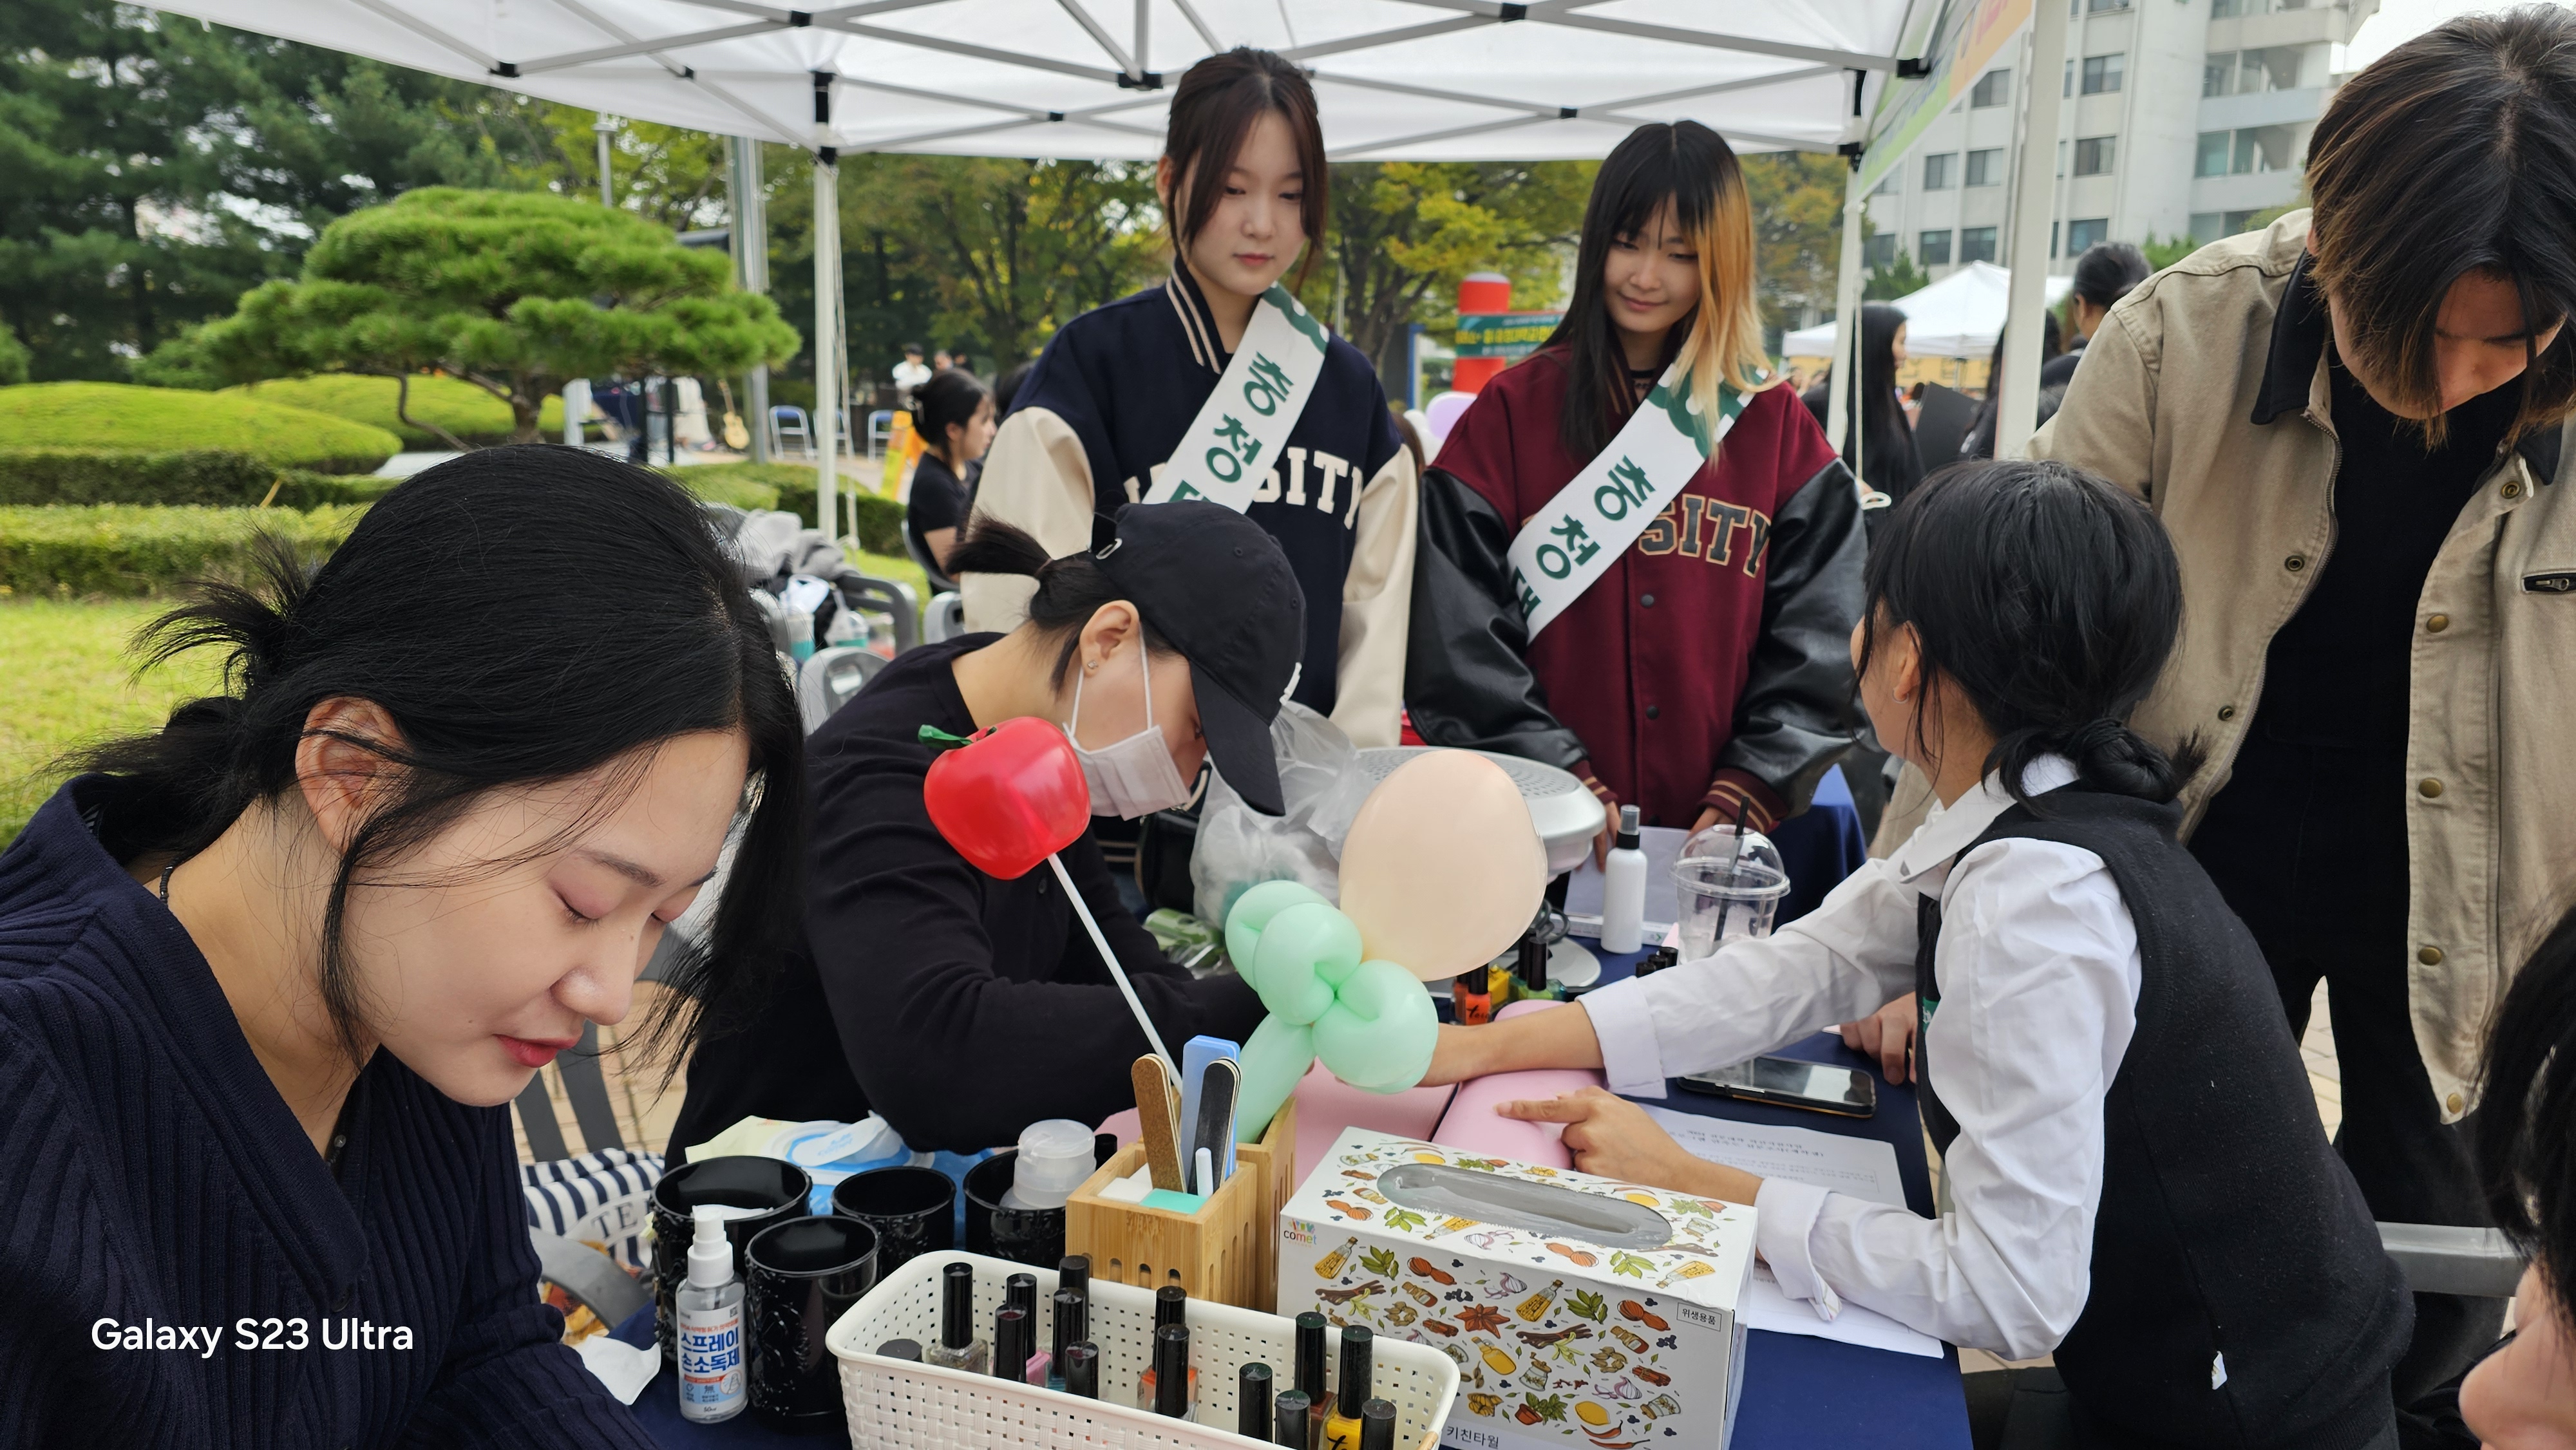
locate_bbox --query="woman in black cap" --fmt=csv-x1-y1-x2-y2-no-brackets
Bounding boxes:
672,501,1296,1153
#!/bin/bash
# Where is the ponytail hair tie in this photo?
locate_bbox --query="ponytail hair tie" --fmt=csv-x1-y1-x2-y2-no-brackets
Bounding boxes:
2063,717,2130,759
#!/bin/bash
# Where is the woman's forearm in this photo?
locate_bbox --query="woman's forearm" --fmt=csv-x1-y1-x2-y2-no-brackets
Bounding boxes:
1427,999,1608,1084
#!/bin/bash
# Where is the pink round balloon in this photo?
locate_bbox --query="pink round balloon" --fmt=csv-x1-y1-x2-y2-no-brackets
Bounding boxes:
1338,751,1546,981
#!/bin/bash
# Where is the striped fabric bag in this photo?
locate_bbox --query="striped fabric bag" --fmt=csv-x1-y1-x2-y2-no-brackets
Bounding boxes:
523,1147,666,1276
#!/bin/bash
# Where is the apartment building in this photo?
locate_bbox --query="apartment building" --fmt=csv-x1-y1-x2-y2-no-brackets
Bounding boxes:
1860,0,2381,283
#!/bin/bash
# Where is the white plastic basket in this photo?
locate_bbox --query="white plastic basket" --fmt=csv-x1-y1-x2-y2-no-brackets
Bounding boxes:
828,1250,1460,1449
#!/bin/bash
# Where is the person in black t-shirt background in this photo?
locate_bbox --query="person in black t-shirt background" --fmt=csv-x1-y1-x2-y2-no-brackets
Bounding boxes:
904,368,996,588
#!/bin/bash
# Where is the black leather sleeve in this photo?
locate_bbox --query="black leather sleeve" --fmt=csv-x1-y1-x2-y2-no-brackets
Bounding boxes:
1716,457,1866,813
1401,466,1589,770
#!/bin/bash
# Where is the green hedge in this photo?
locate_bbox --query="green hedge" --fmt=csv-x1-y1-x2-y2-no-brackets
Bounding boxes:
0,382,400,473
0,449,395,509
0,504,365,597
222,374,564,450
666,462,906,554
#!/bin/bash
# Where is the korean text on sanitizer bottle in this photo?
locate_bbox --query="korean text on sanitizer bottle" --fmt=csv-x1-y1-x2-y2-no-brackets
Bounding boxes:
676,1205,747,1423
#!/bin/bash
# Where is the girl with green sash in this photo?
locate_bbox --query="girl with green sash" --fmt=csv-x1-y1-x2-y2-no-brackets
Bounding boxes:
1406,120,1866,851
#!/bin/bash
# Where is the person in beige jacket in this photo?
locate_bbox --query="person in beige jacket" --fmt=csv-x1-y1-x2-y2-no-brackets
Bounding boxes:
1876,9,2576,1409
958,50,1415,752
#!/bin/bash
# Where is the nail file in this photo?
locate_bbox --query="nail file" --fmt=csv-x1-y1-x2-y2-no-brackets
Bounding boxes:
1195,1057,1240,1187
1132,1055,1186,1192
1176,1035,1241,1177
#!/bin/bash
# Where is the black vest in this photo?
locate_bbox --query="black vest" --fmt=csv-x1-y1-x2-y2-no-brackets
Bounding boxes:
1914,788,2407,1449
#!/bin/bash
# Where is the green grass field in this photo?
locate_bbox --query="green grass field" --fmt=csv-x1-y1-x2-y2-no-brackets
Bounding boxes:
0,599,223,845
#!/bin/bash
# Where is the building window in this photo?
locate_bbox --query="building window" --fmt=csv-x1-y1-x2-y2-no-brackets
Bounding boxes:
1872,169,1901,196
2086,0,2130,10
1960,227,1999,265
1965,148,2006,187
2204,52,2235,97
2195,131,2232,178
2067,218,2110,254
1971,70,2011,108
2081,53,2125,95
2213,0,2309,15
1923,152,1956,190
1864,234,1898,268
2073,137,2117,176
2188,209,2269,241
1920,230,1954,266
2226,124,2300,174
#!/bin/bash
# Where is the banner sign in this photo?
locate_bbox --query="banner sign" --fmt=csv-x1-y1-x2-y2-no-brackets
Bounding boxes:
1857,0,2034,196
1454,311,1564,359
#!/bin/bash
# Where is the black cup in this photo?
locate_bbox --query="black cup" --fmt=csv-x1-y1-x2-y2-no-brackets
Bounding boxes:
651,1156,813,1369
830,1165,956,1276
962,1151,1065,1267
746,1216,879,1434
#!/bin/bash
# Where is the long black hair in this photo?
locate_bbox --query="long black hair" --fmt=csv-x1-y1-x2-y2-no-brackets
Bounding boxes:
1843,302,1918,496
2478,902,2576,1325
1546,120,1768,460
1858,458,2200,806
77,446,805,1072
913,367,990,465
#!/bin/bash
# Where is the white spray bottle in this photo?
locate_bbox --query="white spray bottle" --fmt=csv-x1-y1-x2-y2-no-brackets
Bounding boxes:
676,1205,747,1423
1600,804,1647,954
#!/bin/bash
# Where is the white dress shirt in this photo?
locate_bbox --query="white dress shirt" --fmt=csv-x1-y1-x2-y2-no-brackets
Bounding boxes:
1579,755,2142,1359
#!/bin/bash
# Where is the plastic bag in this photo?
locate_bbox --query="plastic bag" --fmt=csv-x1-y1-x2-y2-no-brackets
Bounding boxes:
1191,701,1361,927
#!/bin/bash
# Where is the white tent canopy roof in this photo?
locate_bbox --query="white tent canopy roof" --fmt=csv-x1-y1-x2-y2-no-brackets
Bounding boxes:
138,0,1917,160
1784,260,2073,361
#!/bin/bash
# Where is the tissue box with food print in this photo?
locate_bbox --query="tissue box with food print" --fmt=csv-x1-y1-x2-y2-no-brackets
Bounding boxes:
1277,1128,1754,1450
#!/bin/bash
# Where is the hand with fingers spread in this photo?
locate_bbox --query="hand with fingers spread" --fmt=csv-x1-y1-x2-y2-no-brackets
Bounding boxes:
1495,1086,1763,1206
1837,993,1918,1084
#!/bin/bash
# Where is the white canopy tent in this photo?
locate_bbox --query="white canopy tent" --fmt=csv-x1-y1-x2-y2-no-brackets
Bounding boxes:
1784,261,2073,361
133,0,2063,524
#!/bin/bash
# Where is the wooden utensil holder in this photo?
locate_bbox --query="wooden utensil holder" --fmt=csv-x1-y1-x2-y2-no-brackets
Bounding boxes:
1066,1096,1297,1311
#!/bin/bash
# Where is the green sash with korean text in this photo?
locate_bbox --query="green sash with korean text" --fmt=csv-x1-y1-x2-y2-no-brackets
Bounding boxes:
1145,284,1332,511
1507,364,1747,637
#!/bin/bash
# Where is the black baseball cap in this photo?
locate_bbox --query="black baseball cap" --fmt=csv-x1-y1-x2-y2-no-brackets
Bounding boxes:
1091,501,1304,814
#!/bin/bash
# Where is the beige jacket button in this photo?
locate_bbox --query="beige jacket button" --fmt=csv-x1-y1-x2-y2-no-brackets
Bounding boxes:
2446,1091,2465,1114
2217,704,2237,722
2503,480,2524,500
2420,946,2444,966
2419,778,2443,798
2285,554,2307,572
2426,614,2449,633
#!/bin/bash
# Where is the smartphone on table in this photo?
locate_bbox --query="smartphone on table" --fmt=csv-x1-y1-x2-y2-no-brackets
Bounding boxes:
1677,1055,1876,1117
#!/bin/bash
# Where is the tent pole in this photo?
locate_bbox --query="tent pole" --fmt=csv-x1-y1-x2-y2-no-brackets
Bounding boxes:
1825,155,1866,484
811,73,840,543
731,135,772,465
1997,0,2070,459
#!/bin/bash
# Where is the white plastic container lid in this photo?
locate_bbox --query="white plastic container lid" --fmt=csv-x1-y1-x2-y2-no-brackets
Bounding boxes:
1006,1119,1097,1210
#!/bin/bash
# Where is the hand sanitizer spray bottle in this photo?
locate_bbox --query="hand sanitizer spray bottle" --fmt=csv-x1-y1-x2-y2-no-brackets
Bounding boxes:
1600,804,1647,953
676,1205,747,1423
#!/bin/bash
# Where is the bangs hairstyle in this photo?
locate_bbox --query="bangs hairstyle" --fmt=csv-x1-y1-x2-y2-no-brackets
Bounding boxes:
1548,120,1772,461
1858,459,2202,809
2306,4,2576,446
74,447,806,1080
1162,48,1328,287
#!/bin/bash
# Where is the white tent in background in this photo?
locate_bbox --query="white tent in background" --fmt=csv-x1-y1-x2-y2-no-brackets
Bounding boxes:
135,0,1955,527
1785,261,2074,361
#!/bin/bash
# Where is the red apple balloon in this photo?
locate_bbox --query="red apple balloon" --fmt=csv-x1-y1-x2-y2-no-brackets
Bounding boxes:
920,717,1090,879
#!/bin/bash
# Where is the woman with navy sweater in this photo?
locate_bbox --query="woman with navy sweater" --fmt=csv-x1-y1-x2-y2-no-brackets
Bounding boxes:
960,47,1417,748
0,449,804,1445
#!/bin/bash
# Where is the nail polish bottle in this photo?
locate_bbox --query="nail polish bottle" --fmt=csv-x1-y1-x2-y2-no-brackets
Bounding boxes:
1238,1362,1275,1439
1150,1323,1195,1421
1294,1312,1330,1449
1059,1254,1091,1301
992,1306,1029,1382
1044,1288,1084,1391
875,1339,922,1362
1359,1397,1397,1450
923,1262,989,1375
1135,1283,1196,1409
1063,1341,1100,1399
1005,1272,1038,1319
1321,1326,1374,1450
1275,1389,1313,1447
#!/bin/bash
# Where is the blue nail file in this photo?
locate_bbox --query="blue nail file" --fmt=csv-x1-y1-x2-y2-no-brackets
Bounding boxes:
1177,1035,1241,1183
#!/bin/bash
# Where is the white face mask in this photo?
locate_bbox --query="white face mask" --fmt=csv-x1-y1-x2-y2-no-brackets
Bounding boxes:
1065,646,1193,819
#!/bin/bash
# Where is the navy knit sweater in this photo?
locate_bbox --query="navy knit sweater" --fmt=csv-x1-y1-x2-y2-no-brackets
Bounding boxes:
0,777,654,1449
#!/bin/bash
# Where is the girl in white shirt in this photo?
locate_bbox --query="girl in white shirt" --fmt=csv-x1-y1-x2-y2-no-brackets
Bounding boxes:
1425,459,2408,1449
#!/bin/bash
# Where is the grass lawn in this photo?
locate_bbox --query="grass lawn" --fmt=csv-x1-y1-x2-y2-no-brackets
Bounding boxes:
0,599,222,845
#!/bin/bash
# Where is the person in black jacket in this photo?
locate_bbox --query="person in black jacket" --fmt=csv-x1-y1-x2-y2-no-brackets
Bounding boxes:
672,504,1296,1153
1801,301,1924,513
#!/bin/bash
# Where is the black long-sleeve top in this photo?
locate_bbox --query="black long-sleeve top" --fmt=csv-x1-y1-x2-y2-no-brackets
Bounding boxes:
0,775,653,1448
672,635,1264,1154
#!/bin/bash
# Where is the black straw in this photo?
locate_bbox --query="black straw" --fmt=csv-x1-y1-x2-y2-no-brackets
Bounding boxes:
1712,790,1753,939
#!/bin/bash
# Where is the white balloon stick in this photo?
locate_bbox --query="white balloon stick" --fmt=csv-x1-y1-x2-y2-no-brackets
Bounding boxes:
1047,851,1179,1078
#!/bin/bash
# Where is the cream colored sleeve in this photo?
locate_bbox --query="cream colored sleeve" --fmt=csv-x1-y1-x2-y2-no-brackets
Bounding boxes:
958,407,1097,632
1329,446,1419,749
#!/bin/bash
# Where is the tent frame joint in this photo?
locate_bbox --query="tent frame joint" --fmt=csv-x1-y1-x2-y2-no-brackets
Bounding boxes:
1116,71,1164,90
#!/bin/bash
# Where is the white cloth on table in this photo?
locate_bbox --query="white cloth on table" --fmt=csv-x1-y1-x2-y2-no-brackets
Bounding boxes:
1578,755,2143,1359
